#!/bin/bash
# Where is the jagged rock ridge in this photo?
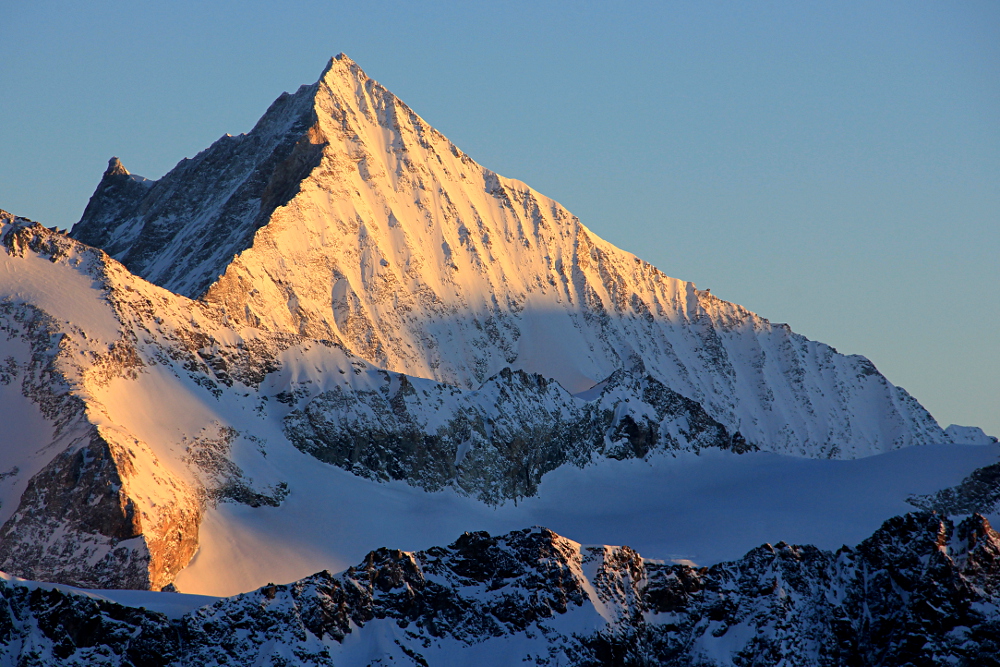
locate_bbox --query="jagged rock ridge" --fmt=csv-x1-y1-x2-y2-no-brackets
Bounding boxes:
2,512,999,666
910,461,1000,516
284,364,751,504
71,54,947,459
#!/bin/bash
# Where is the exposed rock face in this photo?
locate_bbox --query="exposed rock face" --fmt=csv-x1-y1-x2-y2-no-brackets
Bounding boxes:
71,55,947,459
70,93,324,298
0,425,200,591
2,513,999,666
910,461,1000,516
0,216,201,589
0,582,178,666
69,157,153,252
285,365,749,503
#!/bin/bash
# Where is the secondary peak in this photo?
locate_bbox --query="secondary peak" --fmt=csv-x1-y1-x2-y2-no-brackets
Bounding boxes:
104,157,129,178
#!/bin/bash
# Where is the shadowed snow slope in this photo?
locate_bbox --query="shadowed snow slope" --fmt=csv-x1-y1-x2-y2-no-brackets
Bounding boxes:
72,54,947,458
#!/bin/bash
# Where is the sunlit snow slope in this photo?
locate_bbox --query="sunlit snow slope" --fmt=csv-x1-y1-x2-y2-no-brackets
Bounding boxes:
0,214,754,593
71,55,948,458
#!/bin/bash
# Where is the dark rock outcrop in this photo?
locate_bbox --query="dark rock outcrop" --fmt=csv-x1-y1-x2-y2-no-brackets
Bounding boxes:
70,91,326,299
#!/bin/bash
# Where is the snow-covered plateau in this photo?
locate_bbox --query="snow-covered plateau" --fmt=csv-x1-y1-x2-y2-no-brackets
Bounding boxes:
1,54,998,665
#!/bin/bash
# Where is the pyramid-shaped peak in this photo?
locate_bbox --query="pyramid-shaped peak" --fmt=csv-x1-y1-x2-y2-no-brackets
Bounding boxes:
67,57,948,462
313,54,431,137
314,55,389,108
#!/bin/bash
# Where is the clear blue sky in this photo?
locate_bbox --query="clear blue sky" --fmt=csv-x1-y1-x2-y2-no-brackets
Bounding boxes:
2,1,998,436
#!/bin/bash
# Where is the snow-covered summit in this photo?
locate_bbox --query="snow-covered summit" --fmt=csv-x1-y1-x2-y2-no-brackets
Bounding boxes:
72,57,946,457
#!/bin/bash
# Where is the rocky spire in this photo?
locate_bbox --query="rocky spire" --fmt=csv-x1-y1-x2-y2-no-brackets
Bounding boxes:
104,156,130,178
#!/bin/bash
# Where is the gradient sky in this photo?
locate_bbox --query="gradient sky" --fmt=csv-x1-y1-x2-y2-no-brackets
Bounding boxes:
2,1,998,436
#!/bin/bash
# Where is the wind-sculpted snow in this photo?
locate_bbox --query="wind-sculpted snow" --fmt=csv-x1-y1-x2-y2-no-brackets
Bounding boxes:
72,54,947,459
2,513,999,666
284,365,750,504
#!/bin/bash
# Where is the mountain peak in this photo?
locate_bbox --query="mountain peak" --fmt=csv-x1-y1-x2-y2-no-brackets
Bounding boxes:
70,56,947,457
321,52,361,73
318,51,371,92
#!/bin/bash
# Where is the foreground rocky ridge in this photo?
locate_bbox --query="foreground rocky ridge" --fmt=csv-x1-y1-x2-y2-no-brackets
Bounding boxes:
71,54,946,459
2,512,998,666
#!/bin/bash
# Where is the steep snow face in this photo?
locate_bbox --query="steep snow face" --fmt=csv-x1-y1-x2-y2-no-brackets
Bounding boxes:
3,213,995,598
72,55,945,457
0,213,323,590
0,212,202,590
945,424,999,446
